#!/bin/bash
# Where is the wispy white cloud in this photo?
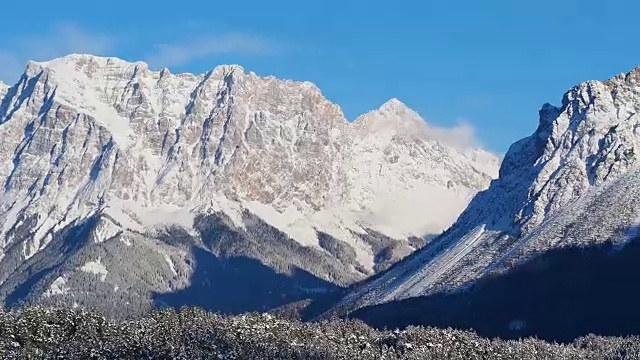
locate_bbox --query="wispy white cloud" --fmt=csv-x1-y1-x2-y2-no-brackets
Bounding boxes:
0,24,286,82
424,120,480,149
392,108,483,150
0,23,115,83
145,33,285,68
25,23,114,60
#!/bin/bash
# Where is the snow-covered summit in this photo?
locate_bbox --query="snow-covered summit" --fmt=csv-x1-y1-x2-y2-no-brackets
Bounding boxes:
376,97,414,113
332,63,640,313
0,54,499,313
354,98,424,133
0,54,497,240
347,96,498,238
30,53,244,76
31,53,145,69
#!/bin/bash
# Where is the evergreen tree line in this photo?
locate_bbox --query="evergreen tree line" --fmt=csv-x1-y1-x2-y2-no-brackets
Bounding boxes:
1,306,639,359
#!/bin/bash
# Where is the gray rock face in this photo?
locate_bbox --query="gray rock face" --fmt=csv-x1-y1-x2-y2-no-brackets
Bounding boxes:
0,54,499,315
331,64,640,314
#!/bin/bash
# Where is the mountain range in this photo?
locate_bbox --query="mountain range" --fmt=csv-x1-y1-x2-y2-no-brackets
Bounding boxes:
6,53,639,342
0,54,499,316
322,64,640,341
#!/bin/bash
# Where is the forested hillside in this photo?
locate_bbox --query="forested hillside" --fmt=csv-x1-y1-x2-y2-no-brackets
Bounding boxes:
1,306,639,359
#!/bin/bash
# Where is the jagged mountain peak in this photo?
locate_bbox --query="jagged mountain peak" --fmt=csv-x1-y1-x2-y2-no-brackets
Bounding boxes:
330,64,640,315
28,53,246,78
365,97,420,120
346,96,499,240
472,64,640,235
605,63,640,85
28,54,325,93
378,97,412,112
353,98,427,140
31,53,145,68
13,54,343,151
0,53,500,316
25,54,257,94
0,53,497,223
626,64,640,83
353,97,495,163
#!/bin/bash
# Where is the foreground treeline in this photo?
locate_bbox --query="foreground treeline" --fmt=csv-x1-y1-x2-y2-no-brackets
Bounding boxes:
0,307,639,359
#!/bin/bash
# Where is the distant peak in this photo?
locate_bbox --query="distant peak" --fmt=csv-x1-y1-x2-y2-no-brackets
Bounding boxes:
31,54,140,68
213,64,244,72
209,64,245,78
360,98,421,122
625,64,640,83
23,54,251,83
378,98,410,112
353,97,427,138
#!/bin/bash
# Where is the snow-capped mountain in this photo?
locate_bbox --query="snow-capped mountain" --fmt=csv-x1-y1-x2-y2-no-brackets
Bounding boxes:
331,64,640,314
0,54,498,315
348,99,498,238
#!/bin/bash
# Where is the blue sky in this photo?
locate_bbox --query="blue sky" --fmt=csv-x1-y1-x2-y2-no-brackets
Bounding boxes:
1,0,639,153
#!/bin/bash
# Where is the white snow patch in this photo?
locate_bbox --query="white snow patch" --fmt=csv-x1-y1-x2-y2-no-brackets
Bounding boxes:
242,201,376,271
93,219,121,243
164,254,177,275
120,235,132,246
243,201,318,247
0,197,29,240
27,215,59,257
103,203,144,232
43,276,69,297
307,208,375,271
80,258,108,282
23,241,37,260
349,185,476,239
137,204,195,229
105,199,196,231
208,194,246,229
32,57,135,147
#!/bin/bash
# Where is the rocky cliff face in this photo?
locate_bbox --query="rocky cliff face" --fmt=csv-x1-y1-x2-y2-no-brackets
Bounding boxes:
0,54,499,315
330,64,640,314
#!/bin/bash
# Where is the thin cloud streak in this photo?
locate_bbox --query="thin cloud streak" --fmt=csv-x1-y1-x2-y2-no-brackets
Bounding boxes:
424,120,481,150
0,23,115,82
145,33,286,68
